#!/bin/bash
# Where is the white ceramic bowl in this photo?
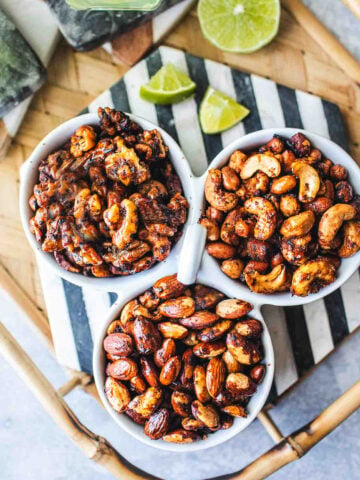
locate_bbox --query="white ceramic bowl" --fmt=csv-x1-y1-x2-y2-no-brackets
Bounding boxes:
19,113,197,291
194,128,360,307
93,263,275,452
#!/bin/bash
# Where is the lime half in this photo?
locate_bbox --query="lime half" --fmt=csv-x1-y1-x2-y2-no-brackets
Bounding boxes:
198,0,280,53
140,64,196,105
199,87,250,134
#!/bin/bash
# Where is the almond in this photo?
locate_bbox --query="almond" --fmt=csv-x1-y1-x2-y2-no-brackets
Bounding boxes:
222,350,242,373
232,318,263,338
107,358,138,381
104,377,130,413
144,408,170,440
182,331,199,346
193,365,211,403
154,338,176,367
193,340,226,359
159,296,195,318
132,317,162,354
106,320,123,335
221,405,247,418
191,400,219,429
181,417,204,431
216,299,252,319
193,284,224,309
103,333,133,357
249,365,266,384
179,311,219,330
160,356,182,385
226,332,262,365
171,391,192,417
129,375,147,394
197,319,233,342
180,348,197,388
158,322,188,339
162,429,201,443
120,299,138,331
226,373,256,396
206,358,226,399
153,274,185,300
127,387,162,420
140,357,160,387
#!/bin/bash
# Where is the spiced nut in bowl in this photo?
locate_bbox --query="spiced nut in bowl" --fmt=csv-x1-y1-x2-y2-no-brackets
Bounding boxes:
199,128,360,307
93,271,274,452
19,108,196,291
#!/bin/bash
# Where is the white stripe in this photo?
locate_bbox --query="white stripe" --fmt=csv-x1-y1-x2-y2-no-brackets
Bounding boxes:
251,75,285,128
303,300,334,363
88,90,114,113
152,0,195,44
38,260,80,371
262,305,298,395
123,61,158,124
341,270,360,332
159,46,208,176
295,91,330,138
204,59,246,147
82,289,111,339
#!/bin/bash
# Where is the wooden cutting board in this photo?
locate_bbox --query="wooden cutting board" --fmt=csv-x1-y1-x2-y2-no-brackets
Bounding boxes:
1,4,360,318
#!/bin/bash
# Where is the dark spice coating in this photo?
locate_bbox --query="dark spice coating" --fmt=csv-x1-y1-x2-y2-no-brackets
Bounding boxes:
29,108,188,277
103,275,266,443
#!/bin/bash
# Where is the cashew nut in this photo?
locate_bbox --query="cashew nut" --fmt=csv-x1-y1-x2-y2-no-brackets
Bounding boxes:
240,153,281,180
270,175,297,195
200,217,220,241
205,169,239,212
113,199,138,249
338,220,360,258
318,204,356,249
281,233,317,265
221,166,240,191
292,161,320,203
291,258,336,297
244,197,277,240
244,264,290,294
280,210,315,238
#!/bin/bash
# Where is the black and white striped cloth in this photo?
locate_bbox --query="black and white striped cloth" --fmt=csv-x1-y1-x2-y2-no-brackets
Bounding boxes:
38,46,360,399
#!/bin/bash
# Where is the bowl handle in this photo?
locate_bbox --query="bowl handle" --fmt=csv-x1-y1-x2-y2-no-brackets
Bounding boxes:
177,223,206,285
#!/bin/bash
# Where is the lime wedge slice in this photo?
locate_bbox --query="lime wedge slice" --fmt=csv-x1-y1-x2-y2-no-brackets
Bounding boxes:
199,87,250,134
198,0,280,53
140,64,196,105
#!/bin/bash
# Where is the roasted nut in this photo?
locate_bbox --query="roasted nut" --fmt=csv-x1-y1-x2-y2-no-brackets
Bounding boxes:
154,339,176,367
197,319,233,342
139,290,160,310
206,206,224,224
330,164,347,181
179,311,219,330
120,299,138,333
191,400,220,429
338,220,360,257
129,375,147,394
221,209,242,246
244,264,290,293
280,211,315,238
244,197,277,240
70,125,96,157
270,175,297,195
226,373,256,396
243,260,269,275
281,149,296,172
104,377,130,413
318,204,356,249
232,319,262,338
206,241,236,259
171,392,192,417
280,194,301,217
206,358,226,398
291,258,337,296
305,197,333,215
200,217,220,241
193,365,211,403
221,405,247,418
292,161,320,203
127,387,162,420
335,181,353,203
140,357,160,387
193,284,224,310
226,332,262,365
160,356,182,385
153,274,185,300
229,150,248,173
144,408,170,440
271,252,285,268
180,348,197,387
264,136,285,154
159,296,195,318
205,169,239,212
182,417,204,431
133,318,162,355
221,166,241,191
103,333,133,357
107,320,123,335
249,365,266,384
182,331,199,346
281,234,317,266
162,429,200,443
107,358,138,381
221,259,244,279
193,341,226,358
289,132,311,157
158,322,188,339
240,153,281,180
216,299,252,319
222,350,242,373
247,238,272,262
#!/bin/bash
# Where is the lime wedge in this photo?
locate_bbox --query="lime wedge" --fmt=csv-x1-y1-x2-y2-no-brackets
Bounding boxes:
198,0,280,53
140,64,196,105
199,87,250,134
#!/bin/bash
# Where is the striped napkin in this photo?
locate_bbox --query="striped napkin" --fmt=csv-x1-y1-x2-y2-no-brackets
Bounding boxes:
39,46,360,399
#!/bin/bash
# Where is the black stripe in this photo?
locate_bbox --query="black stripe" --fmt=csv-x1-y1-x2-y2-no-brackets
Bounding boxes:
110,78,131,113
284,306,315,376
277,85,303,128
323,290,349,345
185,54,223,163
62,280,93,374
108,292,118,305
266,381,278,405
145,50,180,143
322,99,349,151
231,71,262,133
